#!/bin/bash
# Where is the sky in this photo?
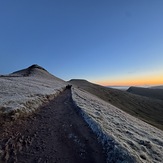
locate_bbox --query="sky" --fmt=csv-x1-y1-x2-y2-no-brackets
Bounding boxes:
0,0,163,86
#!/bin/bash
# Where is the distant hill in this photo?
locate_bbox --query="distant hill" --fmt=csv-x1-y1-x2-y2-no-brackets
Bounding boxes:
150,85,163,89
69,79,163,130
11,64,47,76
127,86,163,101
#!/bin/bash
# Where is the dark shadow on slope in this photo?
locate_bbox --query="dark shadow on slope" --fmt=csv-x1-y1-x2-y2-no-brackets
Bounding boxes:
127,86,163,101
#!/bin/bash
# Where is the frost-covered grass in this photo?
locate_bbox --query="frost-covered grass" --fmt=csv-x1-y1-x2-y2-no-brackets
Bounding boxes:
72,87,163,163
1,65,163,162
0,73,66,119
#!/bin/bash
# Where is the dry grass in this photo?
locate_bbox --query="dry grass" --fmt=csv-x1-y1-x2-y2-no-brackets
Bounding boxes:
70,79,163,131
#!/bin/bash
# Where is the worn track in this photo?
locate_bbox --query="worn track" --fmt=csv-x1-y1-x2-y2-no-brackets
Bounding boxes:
0,89,106,163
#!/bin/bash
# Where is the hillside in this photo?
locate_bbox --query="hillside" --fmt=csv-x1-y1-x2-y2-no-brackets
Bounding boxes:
10,64,63,81
150,85,163,89
69,79,163,130
127,86,163,100
72,87,163,163
0,64,66,122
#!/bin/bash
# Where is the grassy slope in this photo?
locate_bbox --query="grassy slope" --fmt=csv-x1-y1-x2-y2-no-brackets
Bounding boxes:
150,85,163,89
127,86,163,100
70,79,163,131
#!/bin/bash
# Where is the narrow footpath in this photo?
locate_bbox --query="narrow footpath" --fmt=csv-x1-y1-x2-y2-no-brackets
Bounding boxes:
0,89,106,163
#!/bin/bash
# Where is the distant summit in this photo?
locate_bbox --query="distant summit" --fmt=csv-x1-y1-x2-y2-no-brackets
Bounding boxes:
27,64,47,72
9,64,64,82
11,64,47,77
150,85,163,89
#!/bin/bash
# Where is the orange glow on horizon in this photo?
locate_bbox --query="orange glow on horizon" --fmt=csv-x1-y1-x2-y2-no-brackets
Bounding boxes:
92,75,163,87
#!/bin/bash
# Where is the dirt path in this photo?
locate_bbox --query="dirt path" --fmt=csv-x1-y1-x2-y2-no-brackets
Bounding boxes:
0,89,106,163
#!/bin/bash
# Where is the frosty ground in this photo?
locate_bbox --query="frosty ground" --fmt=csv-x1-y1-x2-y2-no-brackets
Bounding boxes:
72,87,163,162
0,89,106,163
0,65,163,163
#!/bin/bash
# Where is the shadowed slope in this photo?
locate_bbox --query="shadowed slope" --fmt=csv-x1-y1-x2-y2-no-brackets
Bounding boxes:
127,86,163,101
69,79,163,130
150,85,163,89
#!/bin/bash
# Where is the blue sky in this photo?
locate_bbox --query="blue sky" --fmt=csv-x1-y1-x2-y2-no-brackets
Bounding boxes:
0,0,163,85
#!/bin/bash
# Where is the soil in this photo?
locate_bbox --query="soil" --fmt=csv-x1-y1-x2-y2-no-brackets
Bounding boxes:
0,89,106,163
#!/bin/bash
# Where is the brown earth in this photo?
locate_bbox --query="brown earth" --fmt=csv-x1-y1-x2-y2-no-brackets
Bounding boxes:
0,89,106,163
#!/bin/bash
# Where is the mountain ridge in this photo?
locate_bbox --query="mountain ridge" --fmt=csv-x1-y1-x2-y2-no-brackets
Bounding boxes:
127,86,163,101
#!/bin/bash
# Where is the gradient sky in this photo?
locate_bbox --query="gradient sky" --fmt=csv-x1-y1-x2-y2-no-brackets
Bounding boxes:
0,0,163,86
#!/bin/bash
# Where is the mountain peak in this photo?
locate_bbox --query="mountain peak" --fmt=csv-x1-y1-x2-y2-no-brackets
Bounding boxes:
27,64,47,72
9,64,65,81
11,64,48,77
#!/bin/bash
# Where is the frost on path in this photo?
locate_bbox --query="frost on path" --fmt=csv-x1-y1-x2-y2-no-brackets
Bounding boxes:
0,67,66,119
72,88,163,163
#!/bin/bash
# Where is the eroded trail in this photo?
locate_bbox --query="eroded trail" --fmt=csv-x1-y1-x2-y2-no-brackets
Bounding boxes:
0,89,106,163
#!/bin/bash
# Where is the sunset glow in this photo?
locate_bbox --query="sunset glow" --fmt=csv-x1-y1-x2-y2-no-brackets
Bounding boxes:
93,74,163,86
